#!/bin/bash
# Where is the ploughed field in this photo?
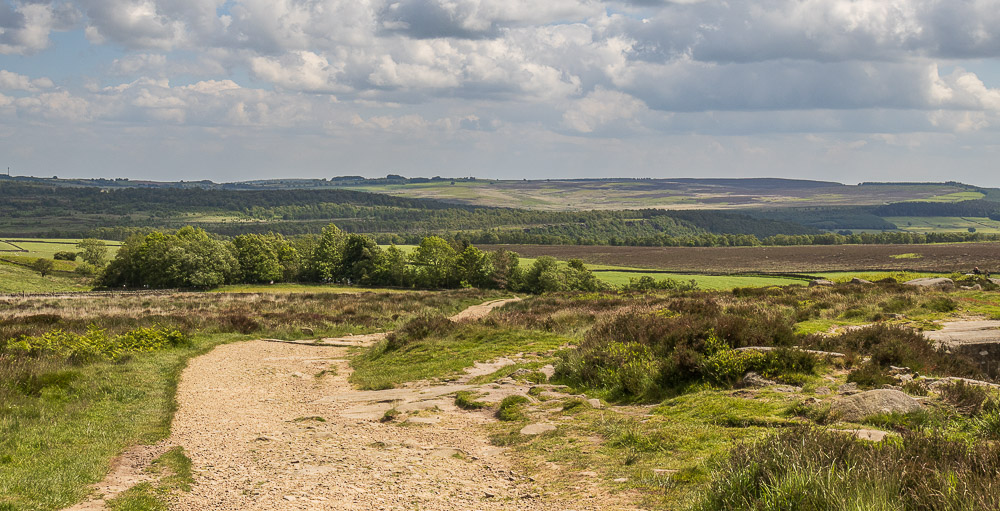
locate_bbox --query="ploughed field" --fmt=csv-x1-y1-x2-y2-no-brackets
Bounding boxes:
481,242,1000,274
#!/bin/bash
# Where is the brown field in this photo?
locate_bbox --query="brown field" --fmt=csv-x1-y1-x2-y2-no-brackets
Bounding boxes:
481,242,1000,274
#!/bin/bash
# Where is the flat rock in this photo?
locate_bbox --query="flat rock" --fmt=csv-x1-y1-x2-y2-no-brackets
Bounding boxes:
903,277,955,289
809,279,835,287
850,278,873,284
587,398,603,409
742,371,777,388
831,389,921,421
520,423,556,435
831,428,891,442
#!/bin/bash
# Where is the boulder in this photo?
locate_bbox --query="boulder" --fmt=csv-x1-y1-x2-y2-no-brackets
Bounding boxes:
520,423,556,435
742,372,777,388
850,278,873,284
831,389,921,421
809,279,835,287
903,277,955,289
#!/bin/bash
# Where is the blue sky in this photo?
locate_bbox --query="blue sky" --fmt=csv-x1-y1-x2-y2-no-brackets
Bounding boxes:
1,0,1000,186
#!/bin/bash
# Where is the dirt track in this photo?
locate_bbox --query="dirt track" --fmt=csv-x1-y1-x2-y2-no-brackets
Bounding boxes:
67,298,632,510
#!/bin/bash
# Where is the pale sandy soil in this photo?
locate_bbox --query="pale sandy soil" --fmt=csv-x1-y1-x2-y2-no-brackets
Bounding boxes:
67,298,636,510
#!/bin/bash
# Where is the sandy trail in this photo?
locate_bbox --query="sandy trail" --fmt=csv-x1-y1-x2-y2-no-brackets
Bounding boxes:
165,341,552,510
70,297,626,510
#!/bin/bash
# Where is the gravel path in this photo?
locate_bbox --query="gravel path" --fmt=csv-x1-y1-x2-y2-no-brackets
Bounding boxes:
69,297,636,510
166,341,553,510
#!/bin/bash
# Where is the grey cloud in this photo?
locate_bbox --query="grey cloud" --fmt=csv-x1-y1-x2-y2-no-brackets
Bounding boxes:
378,0,500,39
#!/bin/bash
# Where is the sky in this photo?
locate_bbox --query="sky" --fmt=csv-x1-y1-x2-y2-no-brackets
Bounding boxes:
1,0,1000,185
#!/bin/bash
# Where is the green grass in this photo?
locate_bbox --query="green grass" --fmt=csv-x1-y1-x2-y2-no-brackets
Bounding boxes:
908,191,986,202
594,271,807,290
885,216,1000,233
0,260,90,293
0,333,241,511
0,238,121,259
350,327,569,390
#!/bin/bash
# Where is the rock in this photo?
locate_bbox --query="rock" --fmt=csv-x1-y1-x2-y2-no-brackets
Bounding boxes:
831,389,921,421
742,372,777,388
831,428,891,442
838,382,859,395
587,398,603,409
990,278,1000,286
903,277,955,289
613,477,628,483
814,387,831,395
300,327,314,336
960,284,983,291
579,471,598,477
520,423,557,435
850,278,873,284
809,279,835,287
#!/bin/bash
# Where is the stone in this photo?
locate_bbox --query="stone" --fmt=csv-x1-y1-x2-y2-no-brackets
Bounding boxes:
300,327,314,336
850,278,873,284
579,471,598,477
520,423,557,435
831,428,891,442
838,382,859,394
587,398,603,409
814,387,831,395
809,279,835,287
903,277,955,289
742,372,777,388
831,389,921,421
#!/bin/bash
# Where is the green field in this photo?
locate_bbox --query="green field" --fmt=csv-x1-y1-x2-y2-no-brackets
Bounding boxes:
0,238,121,259
908,191,986,202
885,216,1000,233
0,260,90,293
341,180,973,211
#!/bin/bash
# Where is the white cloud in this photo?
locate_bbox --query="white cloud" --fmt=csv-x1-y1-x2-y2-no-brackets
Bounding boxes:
562,87,646,133
0,70,54,91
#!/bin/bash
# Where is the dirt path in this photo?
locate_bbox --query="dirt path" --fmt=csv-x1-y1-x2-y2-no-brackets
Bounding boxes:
68,297,631,510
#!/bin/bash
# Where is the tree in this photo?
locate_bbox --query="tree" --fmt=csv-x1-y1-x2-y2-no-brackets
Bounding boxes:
77,238,109,267
232,234,282,283
379,244,411,287
31,258,55,277
411,236,458,288
340,234,384,285
487,249,523,290
454,245,490,288
312,224,346,282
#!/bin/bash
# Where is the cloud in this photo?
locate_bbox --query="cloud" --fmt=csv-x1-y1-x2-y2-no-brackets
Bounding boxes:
0,69,54,90
0,0,80,54
562,87,646,133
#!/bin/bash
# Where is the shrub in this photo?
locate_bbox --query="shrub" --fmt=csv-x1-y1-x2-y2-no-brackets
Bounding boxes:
454,391,488,410
923,297,958,313
939,380,998,416
53,251,77,261
691,427,1000,511
3,325,189,364
846,362,896,389
384,314,454,351
496,395,530,421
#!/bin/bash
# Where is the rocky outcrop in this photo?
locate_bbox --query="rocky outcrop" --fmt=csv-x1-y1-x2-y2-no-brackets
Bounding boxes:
831,389,921,421
903,277,955,289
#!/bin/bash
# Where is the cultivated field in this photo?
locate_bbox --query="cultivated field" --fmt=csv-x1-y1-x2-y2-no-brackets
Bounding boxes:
339,179,975,211
482,242,1000,274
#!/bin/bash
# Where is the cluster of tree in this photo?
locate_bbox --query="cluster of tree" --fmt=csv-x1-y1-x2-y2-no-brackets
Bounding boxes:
96,225,609,293
871,199,1000,218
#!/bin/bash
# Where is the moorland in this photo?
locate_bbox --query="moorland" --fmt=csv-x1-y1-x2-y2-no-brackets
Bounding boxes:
5,175,1000,510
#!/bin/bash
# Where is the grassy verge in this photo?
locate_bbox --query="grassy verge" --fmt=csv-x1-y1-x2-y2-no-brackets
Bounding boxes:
0,332,241,511
351,323,569,390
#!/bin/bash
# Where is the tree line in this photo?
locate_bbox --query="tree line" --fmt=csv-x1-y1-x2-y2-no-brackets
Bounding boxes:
97,225,611,293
